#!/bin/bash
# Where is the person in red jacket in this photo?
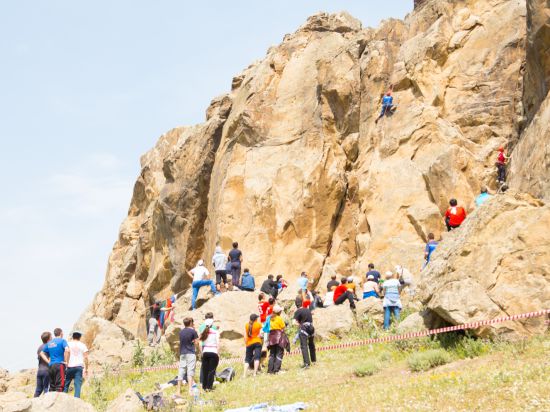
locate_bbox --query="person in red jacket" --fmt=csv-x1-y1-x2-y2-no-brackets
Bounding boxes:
496,146,510,183
444,199,467,231
333,278,356,309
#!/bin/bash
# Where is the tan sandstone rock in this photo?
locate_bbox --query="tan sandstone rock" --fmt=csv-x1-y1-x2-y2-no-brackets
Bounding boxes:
105,388,143,412
80,0,550,365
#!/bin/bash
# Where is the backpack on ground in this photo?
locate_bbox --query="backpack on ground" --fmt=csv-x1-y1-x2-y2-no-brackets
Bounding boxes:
216,367,236,383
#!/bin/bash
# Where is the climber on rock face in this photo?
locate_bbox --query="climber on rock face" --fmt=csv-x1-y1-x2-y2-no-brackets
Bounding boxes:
228,242,243,290
475,187,492,207
444,198,467,231
496,147,510,184
375,91,396,123
423,232,439,269
188,259,220,310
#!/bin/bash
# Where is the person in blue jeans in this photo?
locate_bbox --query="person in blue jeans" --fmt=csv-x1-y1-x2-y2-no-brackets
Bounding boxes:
381,271,403,329
34,332,52,397
63,331,89,398
423,232,439,269
188,259,220,310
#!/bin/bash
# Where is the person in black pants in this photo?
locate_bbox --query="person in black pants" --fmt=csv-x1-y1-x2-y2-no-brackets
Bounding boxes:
333,278,356,309
294,298,316,368
198,319,219,391
34,332,52,397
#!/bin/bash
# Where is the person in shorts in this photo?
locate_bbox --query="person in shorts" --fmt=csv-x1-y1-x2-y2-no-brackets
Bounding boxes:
177,317,199,396
244,314,263,377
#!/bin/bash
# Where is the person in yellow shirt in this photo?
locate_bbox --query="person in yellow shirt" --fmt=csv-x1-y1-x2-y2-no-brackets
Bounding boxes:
267,305,288,374
243,314,263,377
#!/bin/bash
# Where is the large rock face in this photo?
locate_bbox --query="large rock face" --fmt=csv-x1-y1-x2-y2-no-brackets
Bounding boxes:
79,0,550,367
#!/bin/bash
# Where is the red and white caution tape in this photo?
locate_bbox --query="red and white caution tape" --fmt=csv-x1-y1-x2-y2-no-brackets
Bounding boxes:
96,308,550,377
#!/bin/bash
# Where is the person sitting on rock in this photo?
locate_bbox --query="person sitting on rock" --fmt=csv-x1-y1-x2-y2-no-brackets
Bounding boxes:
260,274,279,298
395,265,415,297
238,268,256,292
346,276,359,299
475,187,492,207
243,313,263,377
366,263,381,283
362,274,380,299
212,245,228,291
333,277,356,310
496,146,510,184
423,232,439,269
375,91,395,123
381,271,402,330
326,275,339,292
276,275,288,292
267,305,289,374
187,259,220,310
293,297,316,369
444,198,467,231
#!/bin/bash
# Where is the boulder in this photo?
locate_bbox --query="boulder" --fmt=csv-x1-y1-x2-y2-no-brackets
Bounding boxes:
355,298,384,324
419,194,550,337
0,392,96,412
312,305,355,339
105,388,143,412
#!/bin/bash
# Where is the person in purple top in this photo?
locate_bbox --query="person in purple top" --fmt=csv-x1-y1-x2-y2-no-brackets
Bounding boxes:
34,332,52,397
228,241,243,289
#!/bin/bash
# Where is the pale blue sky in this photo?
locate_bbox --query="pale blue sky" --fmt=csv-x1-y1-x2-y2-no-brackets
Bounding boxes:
0,1,412,371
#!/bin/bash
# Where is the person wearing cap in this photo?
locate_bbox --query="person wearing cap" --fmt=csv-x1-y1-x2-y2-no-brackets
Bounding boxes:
346,276,358,298
198,317,220,391
243,313,263,377
188,259,220,310
381,271,403,329
363,274,380,299
475,188,492,207
294,297,316,369
267,305,289,374
63,331,89,398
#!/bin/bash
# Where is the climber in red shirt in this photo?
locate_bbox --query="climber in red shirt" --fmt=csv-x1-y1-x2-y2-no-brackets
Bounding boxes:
333,278,356,309
444,198,467,231
496,146,510,183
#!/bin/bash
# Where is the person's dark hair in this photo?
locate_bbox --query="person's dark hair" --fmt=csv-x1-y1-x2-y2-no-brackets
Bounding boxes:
247,314,259,337
276,275,282,281
72,332,82,340
244,268,249,273
232,242,238,248
268,297,275,305
41,332,51,344
341,277,348,284
258,292,265,302
205,312,214,319
480,187,488,194
301,272,307,277
183,317,193,327
449,198,458,206
295,297,303,308
428,232,435,240
267,274,274,280
53,328,62,337
368,263,374,269
331,275,336,280
200,325,210,341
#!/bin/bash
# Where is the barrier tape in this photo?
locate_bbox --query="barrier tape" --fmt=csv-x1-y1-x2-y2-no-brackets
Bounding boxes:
94,309,549,377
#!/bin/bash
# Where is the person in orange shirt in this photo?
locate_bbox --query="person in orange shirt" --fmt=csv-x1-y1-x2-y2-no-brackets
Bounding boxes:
243,314,263,377
444,198,467,231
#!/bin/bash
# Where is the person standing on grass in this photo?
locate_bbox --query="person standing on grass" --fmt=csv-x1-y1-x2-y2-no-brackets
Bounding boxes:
34,332,51,397
177,318,199,396
244,313,263,377
188,259,220,310
333,278,356,310
267,305,289,374
228,241,243,289
381,271,402,329
63,331,89,398
294,297,316,369
40,328,70,392
212,245,228,291
199,318,219,391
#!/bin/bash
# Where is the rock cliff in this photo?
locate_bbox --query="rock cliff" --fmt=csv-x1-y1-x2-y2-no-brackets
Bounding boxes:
78,0,549,365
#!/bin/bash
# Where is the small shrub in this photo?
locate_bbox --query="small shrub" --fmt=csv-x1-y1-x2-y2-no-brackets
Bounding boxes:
377,350,393,362
132,340,145,367
407,349,452,372
454,337,490,359
353,360,380,377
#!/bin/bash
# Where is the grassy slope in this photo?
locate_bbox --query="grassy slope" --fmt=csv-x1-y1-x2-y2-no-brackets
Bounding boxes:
83,332,550,411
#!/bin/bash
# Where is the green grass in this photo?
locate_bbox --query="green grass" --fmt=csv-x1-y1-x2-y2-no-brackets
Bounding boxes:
81,330,550,411
407,348,452,372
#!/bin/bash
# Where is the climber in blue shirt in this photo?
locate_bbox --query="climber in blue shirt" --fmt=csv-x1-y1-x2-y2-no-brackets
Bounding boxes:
375,91,395,123
423,233,438,269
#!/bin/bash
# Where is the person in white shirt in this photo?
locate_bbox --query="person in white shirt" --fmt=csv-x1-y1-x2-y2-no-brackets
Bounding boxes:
62,331,89,398
188,260,220,310
212,246,228,291
198,318,220,391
